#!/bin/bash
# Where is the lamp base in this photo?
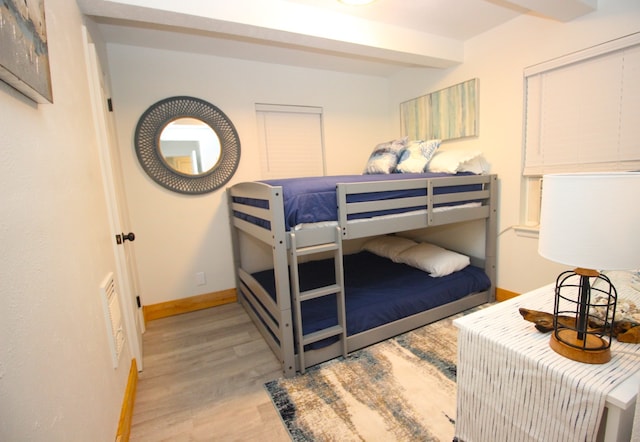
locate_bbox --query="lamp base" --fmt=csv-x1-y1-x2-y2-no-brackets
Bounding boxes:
549,330,611,364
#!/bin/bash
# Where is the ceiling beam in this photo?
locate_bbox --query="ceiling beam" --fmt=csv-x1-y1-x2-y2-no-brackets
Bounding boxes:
78,0,465,68
500,0,597,22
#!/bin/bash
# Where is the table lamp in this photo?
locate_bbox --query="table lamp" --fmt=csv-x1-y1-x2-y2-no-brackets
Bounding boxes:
538,172,640,364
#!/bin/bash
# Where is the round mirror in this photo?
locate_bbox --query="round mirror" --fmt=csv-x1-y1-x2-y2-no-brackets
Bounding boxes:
135,96,240,194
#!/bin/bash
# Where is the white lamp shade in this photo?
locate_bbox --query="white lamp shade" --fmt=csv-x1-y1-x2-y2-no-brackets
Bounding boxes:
538,172,640,270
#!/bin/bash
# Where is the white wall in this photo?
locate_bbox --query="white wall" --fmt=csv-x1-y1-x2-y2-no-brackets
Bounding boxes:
0,0,132,440
390,0,640,294
106,45,392,304
105,0,640,307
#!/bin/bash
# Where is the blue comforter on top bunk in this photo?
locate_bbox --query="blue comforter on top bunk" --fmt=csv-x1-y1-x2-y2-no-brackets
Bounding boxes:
251,251,491,350
237,171,478,231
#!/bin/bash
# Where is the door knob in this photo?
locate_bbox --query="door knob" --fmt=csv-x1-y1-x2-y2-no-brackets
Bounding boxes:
122,232,135,242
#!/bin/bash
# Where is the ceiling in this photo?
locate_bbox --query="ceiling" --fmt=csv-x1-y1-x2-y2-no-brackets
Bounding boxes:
77,0,597,77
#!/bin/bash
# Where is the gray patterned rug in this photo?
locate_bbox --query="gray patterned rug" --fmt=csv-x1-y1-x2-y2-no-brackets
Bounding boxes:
265,310,473,441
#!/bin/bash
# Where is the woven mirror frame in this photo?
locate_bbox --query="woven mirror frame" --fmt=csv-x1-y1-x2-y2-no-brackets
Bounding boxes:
134,96,241,195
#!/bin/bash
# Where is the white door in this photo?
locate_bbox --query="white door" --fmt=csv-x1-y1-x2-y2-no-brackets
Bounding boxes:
82,27,145,369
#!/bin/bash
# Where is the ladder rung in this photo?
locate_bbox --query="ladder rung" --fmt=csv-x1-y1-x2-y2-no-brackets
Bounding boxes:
302,325,344,345
295,243,339,256
300,284,341,301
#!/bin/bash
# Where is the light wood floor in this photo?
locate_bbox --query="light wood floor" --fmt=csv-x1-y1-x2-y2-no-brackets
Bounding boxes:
130,302,291,441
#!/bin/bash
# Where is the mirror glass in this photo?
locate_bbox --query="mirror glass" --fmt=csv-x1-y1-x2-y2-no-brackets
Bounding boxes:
159,118,221,175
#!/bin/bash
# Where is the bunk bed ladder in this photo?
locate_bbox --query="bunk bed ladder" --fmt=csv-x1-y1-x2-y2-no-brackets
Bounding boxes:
290,226,347,374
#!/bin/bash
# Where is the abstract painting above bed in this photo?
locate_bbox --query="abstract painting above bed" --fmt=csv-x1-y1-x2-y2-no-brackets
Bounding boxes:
400,78,478,141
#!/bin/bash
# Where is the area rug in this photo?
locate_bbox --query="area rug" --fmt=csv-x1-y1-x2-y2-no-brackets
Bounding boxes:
265,310,474,442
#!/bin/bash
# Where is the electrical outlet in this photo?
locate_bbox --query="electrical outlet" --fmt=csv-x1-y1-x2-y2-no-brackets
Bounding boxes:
195,272,206,286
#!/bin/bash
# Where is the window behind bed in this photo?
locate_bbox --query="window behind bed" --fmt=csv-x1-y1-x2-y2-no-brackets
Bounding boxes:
521,32,640,233
255,104,325,179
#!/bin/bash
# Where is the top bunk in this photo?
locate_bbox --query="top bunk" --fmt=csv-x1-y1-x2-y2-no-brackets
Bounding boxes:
228,171,497,247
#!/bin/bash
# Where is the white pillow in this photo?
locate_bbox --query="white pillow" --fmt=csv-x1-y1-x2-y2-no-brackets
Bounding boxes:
396,139,441,173
426,150,489,174
361,235,418,260
458,154,490,174
393,242,470,277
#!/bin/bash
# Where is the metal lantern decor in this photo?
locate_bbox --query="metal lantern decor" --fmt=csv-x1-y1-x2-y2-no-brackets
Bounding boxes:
550,269,616,363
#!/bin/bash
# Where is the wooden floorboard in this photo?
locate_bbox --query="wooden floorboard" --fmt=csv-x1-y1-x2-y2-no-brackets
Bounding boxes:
130,303,290,441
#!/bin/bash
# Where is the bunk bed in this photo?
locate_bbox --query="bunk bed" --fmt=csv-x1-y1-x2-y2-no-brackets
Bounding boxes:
227,171,497,378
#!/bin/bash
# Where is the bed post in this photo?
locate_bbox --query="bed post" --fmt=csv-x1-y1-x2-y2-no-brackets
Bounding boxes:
485,175,498,301
227,187,242,304
269,187,296,378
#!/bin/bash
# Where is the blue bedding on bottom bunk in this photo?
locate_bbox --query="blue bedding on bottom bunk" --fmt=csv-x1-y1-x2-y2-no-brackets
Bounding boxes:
251,251,491,349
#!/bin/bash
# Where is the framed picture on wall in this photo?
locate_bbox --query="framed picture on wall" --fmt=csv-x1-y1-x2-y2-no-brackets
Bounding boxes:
0,0,53,103
401,78,478,141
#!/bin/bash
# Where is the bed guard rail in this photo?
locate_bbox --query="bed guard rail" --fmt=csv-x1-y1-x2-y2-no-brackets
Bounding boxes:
337,174,496,239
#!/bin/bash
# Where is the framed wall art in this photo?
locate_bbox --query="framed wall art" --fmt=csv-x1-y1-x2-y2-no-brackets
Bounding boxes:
400,78,478,141
0,0,53,103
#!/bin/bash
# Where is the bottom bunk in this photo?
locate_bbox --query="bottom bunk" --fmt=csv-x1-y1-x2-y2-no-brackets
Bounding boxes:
239,250,492,377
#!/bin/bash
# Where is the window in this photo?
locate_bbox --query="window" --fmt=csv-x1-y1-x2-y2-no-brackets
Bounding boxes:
255,104,325,179
521,32,640,230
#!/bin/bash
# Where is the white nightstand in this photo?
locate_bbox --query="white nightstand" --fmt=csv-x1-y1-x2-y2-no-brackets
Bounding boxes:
600,371,639,441
454,282,640,442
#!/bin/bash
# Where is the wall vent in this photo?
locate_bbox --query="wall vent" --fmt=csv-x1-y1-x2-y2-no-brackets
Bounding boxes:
100,272,125,368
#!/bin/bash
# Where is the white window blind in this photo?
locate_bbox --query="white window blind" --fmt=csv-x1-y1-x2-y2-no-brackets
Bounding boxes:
256,104,325,179
523,33,640,176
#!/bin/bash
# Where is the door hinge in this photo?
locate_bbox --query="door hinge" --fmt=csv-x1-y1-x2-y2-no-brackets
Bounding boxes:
107,98,113,112
136,296,141,308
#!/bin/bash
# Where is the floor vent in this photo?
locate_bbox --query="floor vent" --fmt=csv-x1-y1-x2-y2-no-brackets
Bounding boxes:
101,272,125,368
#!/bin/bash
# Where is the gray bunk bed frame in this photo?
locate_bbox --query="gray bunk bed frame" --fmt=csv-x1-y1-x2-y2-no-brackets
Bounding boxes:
228,173,497,378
